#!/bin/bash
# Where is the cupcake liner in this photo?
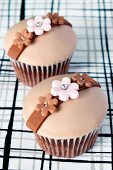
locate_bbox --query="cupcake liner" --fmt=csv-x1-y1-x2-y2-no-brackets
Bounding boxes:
35,128,99,158
10,57,71,87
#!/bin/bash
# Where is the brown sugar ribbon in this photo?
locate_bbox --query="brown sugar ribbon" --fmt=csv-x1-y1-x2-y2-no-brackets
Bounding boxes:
26,73,101,133
8,13,72,61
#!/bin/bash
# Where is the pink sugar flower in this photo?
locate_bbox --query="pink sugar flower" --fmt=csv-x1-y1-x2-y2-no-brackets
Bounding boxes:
50,77,79,101
27,16,51,35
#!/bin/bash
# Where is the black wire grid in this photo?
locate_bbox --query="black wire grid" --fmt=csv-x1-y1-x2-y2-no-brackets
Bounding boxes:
0,0,113,170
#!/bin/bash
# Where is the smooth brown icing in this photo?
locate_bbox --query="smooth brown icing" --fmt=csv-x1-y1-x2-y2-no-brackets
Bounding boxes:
23,74,108,139
4,19,77,66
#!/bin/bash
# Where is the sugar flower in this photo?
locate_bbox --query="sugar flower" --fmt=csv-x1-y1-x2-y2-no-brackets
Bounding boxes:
35,93,58,117
27,16,51,35
51,77,79,101
72,73,96,87
13,29,33,49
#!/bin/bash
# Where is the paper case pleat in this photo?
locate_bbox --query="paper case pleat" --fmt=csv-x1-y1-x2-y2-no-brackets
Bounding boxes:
11,57,71,87
36,128,99,158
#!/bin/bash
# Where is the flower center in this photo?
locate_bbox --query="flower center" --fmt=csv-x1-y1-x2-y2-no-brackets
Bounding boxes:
61,84,68,90
80,77,85,81
36,22,42,27
44,102,48,107
21,36,25,41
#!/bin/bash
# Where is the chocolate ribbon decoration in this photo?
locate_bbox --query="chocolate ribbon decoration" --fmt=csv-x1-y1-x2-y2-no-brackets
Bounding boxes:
8,29,34,60
8,13,72,61
26,73,101,133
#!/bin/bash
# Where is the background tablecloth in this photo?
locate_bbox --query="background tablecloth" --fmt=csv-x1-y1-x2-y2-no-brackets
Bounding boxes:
0,0,113,170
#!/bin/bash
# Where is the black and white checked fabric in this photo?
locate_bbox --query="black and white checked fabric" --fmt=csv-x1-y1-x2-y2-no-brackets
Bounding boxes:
0,0,113,170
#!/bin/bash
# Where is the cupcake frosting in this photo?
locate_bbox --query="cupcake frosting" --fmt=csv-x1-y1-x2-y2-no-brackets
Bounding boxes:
23,74,108,139
4,13,77,66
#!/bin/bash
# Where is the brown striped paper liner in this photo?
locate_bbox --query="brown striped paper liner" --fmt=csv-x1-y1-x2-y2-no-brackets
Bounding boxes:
35,128,99,158
10,57,71,87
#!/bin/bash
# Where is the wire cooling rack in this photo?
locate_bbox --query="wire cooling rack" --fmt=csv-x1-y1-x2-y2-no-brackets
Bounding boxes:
0,0,113,170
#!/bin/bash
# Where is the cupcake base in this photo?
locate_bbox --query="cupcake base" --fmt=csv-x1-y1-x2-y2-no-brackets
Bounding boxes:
11,57,71,87
36,128,99,158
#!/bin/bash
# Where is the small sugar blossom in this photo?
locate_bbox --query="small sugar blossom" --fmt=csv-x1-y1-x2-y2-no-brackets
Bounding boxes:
72,73,96,87
13,29,33,49
27,16,51,35
35,94,58,117
51,77,79,102
47,12,65,25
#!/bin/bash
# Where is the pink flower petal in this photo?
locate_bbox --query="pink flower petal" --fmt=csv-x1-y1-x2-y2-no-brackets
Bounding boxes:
58,90,69,101
67,87,73,94
69,90,79,99
42,24,51,32
35,27,44,35
51,87,59,96
43,17,51,24
62,77,71,85
35,16,43,22
68,83,79,90
52,80,61,88
27,19,35,26
27,26,35,32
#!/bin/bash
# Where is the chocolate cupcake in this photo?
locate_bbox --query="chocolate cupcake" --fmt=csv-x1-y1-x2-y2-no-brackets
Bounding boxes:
4,13,77,87
22,73,108,157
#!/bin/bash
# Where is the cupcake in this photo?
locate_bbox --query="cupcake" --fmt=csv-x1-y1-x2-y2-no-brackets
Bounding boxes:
4,13,77,87
22,73,108,157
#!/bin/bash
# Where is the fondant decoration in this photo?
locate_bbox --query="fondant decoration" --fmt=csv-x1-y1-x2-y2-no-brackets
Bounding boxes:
26,73,101,133
27,16,51,35
47,12,65,25
72,73,99,87
8,12,72,60
51,77,79,101
13,29,33,49
35,93,58,117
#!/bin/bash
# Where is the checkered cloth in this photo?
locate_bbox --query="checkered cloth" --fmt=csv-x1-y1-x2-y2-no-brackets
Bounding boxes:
0,0,112,170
